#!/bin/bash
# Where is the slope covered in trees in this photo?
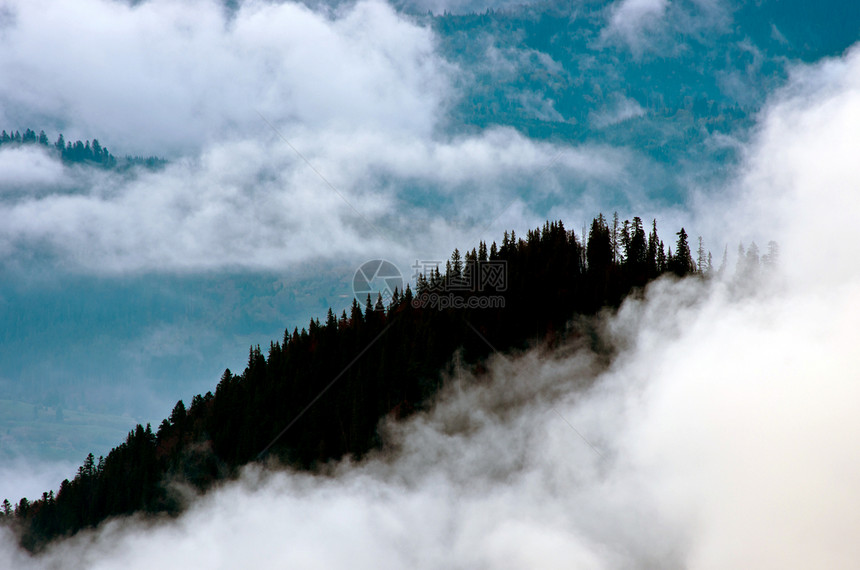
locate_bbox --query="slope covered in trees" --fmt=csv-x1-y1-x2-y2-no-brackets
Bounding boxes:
1,216,769,551
0,128,165,169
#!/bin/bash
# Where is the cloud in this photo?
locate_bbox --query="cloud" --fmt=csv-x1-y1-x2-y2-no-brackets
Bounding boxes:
8,278,860,567
4,38,860,569
770,23,788,46
387,0,545,16
0,146,66,190
0,0,644,275
0,127,632,274
698,44,860,282
603,0,669,54
0,458,77,505
0,0,449,156
589,94,646,128
0,0,656,474
600,0,731,57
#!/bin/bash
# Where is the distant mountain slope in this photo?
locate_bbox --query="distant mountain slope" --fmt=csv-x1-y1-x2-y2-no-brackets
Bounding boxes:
0,215,773,551
0,400,135,464
0,128,165,170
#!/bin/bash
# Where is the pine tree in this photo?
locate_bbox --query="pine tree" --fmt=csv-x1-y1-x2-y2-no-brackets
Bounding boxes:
626,217,646,270
763,241,779,268
647,219,659,276
696,236,706,275
92,139,103,162
718,245,728,276
415,273,428,295
736,242,745,270
364,294,374,318
657,240,666,273
586,215,611,273
450,248,462,278
744,242,760,277
170,400,187,429
620,219,631,265
611,212,620,263
671,228,694,277
350,298,363,323
478,241,488,262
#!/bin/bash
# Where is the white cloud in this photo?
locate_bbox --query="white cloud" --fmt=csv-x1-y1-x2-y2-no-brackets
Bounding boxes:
600,0,731,57
0,146,66,190
388,0,544,15
8,277,860,567
4,37,860,569
602,0,669,54
0,126,631,274
0,0,450,156
590,94,646,128
0,458,77,504
770,23,788,45
0,0,641,275
3,37,860,569
695,44,860,285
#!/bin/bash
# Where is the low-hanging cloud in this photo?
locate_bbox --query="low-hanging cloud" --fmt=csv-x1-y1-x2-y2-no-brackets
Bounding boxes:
0,0,449,155
3,39,860,569
387,0,548,16
0,459,78,508
0,146,66,191
603,0,669,52
0,127,629,273
600,0,730,57
589,94,646,128
0,0,647,275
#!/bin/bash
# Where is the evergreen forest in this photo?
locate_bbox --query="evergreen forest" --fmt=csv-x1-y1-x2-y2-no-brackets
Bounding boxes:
0,215,776,551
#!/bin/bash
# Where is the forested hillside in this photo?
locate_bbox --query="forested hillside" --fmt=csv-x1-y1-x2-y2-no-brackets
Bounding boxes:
1,216,772,550
0,128,165,169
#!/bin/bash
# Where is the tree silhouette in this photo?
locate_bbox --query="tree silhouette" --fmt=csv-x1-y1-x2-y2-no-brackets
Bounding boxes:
671,228,694,277
6,215,732,551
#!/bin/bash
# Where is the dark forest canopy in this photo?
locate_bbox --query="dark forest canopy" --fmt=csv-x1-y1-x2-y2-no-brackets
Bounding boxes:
0,217,775,551
0,128,166,170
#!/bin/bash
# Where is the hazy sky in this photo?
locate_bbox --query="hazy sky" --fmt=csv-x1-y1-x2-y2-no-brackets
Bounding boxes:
0,0,859,534
0,0,661,445
3,38,860,565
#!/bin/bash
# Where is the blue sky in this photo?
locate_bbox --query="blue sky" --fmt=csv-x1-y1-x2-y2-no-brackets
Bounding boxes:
0,0,858,495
